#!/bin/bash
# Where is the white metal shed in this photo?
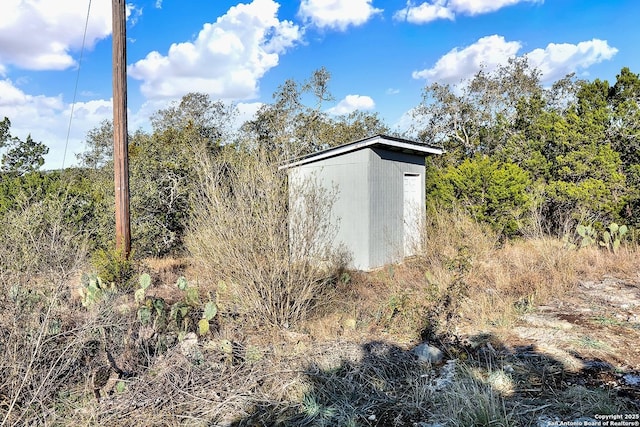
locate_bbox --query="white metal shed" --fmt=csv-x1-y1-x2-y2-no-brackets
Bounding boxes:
280,134,443,271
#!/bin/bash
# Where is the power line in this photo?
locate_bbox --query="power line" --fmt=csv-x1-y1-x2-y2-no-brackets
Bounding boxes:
62,0,92,170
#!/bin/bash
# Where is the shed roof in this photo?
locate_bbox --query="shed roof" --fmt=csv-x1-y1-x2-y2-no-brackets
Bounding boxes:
279,134,444,170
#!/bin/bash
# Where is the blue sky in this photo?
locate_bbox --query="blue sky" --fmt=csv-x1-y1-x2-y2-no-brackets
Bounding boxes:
1,0,638,168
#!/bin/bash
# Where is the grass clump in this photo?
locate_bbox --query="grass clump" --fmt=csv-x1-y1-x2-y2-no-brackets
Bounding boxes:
431,366,515,427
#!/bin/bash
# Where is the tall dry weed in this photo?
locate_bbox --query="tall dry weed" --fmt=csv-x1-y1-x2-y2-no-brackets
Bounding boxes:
414,207,500,336
0,194,88,280
461,237,580,328
186,148,347,329
0,193,94,425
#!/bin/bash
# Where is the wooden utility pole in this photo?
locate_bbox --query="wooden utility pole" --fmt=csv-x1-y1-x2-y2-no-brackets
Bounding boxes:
112,0,131,257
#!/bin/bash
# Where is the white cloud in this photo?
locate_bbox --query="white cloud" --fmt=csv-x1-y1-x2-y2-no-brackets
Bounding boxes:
327,94,375,115
394,0,541,23
525,39,618,83
412,35,618,86
126,4,143,27
0,0,112,71
394,1,454,23
449,0,541,15
0,79,30,106
299,0,382,31
0,78,114,169
412,35,521,84
128,0,301,101
386,88,400,95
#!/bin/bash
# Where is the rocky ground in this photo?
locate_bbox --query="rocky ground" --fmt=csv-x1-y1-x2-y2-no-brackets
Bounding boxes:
272,274,640,425
456,275,640,425
90,260,640,426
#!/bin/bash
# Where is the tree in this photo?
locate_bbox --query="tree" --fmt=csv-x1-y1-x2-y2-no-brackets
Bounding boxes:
607,68,640,224
241,67,338,159
544,80,625,226
607,68,640,168
412,57,542,161
77,120,113,169
412,61,640,234
128,129,196,256
242,67,390,160
1,133,49,176
151,92,236,155
326,110,390,146
0,117,10,149
75,93,241,257
504,77,626,229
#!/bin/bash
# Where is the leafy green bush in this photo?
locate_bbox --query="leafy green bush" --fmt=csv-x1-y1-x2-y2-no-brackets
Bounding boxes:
90,247,135,288
427,154,532,237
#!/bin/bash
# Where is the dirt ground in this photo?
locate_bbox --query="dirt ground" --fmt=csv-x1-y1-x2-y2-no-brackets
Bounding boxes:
509,276,640,370
140,258,640,424
457,274,640,419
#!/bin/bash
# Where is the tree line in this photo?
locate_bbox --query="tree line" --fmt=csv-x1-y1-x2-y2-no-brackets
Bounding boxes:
1,63,639,260
415,60,640,239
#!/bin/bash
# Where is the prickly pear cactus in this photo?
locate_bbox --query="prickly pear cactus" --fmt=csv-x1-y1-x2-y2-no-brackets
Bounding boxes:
600,222,629,253
576,224,596,248
80,274,111,307
135,273,152,304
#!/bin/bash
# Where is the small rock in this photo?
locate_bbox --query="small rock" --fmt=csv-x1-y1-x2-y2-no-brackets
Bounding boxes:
623,373,640,386
412,343,444,364
522,314,573,330
179,332,198,356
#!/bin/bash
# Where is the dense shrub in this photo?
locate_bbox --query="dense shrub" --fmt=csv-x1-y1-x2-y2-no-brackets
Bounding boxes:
427,154,533,237
0,188,88,277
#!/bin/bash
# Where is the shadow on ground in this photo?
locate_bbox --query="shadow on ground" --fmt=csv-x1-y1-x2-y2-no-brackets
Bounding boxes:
231,335,640,427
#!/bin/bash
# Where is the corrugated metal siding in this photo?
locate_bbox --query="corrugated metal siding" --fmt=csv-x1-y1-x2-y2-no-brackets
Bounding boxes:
289,149,371,270
369,148,425,268
288,146,426,271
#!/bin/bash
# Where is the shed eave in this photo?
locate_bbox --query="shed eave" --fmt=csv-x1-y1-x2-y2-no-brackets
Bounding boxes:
278,135,444,170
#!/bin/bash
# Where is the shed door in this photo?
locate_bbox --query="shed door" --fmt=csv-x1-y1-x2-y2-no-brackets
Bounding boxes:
403,173,422,257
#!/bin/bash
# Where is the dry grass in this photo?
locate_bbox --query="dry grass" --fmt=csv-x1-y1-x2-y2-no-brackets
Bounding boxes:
2,197,639,426
284,206,640,348
458,237,580,330
0,194,93,426
430,364,515,427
